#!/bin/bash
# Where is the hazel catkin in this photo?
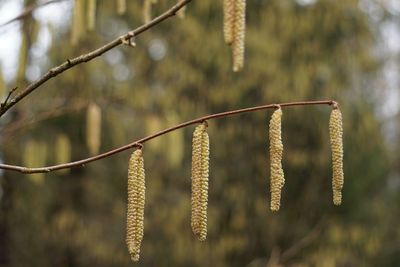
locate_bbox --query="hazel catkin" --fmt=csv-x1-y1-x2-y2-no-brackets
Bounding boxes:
329,107,344,205
269,108,284,212
117,0,126,15
232,0,246,72
126,148,146,261
86,103,102,155
87,0,97,30
191,123,210,241
223,0,235,45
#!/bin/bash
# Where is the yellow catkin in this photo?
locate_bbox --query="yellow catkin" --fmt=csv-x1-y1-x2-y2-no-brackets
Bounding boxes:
191,123,209,241
117,0,127,15
23,140,47,184
87,0,97,31
329,107,344,205
143,0,152,23
223,0,235,45
55,134,71,174
232,0,246,72
86,103,102,155
177,5,187,19
71,0,85,45
126,148,146,262
269,108,284,212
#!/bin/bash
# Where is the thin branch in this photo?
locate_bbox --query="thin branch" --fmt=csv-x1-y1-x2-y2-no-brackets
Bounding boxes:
0,0,192,117
0,101,86,141
0,100,336,174
0,0,67,27
280,219,325,262
0,87,17,109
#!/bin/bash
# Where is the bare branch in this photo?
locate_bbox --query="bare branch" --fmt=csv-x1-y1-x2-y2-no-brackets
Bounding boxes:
0,0,192,118
0,100,335,174
0,87,17,109
0,101,86,141
0,0,67,27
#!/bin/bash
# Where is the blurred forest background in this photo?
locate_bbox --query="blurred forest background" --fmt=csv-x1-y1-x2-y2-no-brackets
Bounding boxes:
0,0,399,266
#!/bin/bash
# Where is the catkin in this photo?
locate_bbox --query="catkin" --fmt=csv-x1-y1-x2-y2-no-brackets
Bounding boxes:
143,0,152,23
55,134,71,174
232,0,246,72
269,108,284,212
126,148,146,262
117,0,127,15
191,123,210,241
71,0,85,45
87,0,97,31
223,0,235,45
86,103,102,155
329,107,344,205
177,5,187,19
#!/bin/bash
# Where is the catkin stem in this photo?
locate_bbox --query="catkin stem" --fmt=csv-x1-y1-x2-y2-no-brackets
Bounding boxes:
191,123,209,241
126,148,146,261
329,107,344,205
269,108,284,212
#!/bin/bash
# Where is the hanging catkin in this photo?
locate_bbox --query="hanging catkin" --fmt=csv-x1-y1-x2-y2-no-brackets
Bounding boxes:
329,106,344,205
55,134,71,174
232,0,246,72
117,0,127,15
71,0,85,45
126,148,146,262
191,123,209,241
87,0,97,31
86,103,102,155
142,0,152,23
269,108,284,212
177,5,187,19
223,0,235,45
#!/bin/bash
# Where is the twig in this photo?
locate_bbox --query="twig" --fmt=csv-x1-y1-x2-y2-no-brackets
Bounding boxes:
0,100,335,174
0,87,17,109
280,219,325,262
0,0,67,27
0,101,86,141
0,0,192,118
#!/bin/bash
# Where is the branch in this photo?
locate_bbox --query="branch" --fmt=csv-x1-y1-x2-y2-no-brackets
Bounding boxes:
0,87,17,109
0,0,192,117
0,101,86,141
0,100,336,174
0,0,67,27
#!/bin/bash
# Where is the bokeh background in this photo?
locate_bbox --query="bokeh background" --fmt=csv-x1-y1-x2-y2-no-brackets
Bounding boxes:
0,0,399,266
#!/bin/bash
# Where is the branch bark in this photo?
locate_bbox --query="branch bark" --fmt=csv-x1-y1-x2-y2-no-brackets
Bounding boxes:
0,0,192,118
0,100,336,174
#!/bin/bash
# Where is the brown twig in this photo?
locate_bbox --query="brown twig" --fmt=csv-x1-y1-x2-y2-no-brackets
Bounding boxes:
0,0,67,27
0,101,86,141
280,219,325,262
0,0,192,118
0,100,335,174
0,87,17,109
